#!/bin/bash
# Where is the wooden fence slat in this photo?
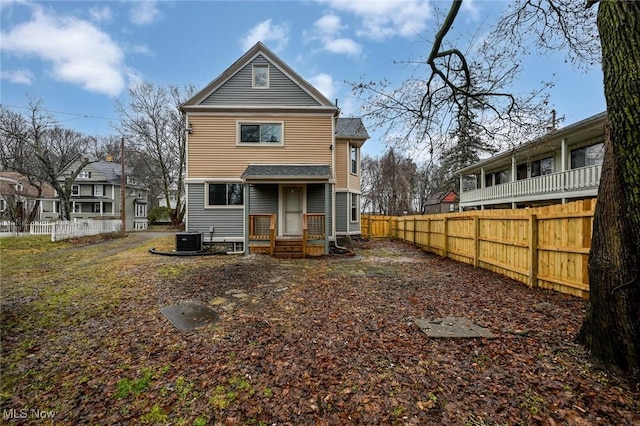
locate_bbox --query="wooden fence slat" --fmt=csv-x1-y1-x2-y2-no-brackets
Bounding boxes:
362,198,595,299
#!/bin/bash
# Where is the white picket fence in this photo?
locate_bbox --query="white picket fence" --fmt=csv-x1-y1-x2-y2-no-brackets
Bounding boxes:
0,220,122,241
50,220,122,242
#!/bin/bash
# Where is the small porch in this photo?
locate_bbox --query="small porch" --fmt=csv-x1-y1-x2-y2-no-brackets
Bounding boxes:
241,164,333,258
249,213,326,258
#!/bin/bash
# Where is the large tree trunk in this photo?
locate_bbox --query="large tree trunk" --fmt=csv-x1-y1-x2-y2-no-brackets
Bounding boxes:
578,0,640,377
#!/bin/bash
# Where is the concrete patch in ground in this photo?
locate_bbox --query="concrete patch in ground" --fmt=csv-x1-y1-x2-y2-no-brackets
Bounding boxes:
161,301,219,330
415,317,496,339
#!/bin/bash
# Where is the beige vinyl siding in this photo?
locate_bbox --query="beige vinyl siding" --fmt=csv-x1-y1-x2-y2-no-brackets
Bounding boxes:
335,140,348,189
188,115,333,178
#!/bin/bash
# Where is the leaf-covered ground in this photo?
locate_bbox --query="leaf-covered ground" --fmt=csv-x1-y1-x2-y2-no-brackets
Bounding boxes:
1,235,638,425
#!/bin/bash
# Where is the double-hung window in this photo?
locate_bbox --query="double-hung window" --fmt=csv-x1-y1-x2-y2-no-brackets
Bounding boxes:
207,183,244,207
238,122,283,145
71,185,80,196
350,193,359,222
350,145,359,174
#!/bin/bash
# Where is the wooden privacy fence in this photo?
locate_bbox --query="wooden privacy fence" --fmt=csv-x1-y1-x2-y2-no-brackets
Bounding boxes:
362,199,596,298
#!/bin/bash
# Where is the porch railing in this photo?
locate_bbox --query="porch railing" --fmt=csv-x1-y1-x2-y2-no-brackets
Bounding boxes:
460,164,602,204
249,214,277,255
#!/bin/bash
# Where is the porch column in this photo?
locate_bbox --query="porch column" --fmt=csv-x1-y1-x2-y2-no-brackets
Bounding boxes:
324,183,330,254
561,138,568,172
244,183,250,254
511,156,517,182
480,168,486,188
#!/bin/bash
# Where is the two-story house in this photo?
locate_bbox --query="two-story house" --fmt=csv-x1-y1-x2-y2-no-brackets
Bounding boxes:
0,171,55,224
40,158,150,230
180,42,368,256
457,112,606,210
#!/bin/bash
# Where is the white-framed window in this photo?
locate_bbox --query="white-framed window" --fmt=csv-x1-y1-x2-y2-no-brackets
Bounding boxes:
0,199,6,211
350,145,359,175
571,142,604,169
78,170,91,179
238,122,283,145
94,185,104,196
531,157,553,177
71,185,80,196
74,203,81,213
206,183,244,207
15,183,23,192
350,193,359,223
135,203,147,217
252,64,269,89
93,203,101,213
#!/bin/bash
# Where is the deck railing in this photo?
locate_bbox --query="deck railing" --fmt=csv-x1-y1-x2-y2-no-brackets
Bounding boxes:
461,164,602,204
249,214,277,255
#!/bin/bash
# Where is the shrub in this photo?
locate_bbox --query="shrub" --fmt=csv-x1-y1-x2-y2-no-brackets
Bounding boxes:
147,206,171,224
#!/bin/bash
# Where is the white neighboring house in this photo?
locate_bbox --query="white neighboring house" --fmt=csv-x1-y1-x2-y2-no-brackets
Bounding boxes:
457,112,606,210
157,182,183,210
39,158,150,230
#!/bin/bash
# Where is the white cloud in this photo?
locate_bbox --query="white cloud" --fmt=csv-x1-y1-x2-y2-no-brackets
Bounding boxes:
461,0,481,21
324,38,361,56
241,19,289,52
0,69,34,85
314,14,344,36
308,73,336,101
309,14,361,57
129,0,160,26
89,5,112,23
314,0,432,40
0,6,126,96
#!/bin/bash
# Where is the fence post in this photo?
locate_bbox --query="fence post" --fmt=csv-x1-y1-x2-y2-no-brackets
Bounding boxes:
426,218,431,251
528,213,538,288
413,217,417,246
443,217,449,258
474,215,480,268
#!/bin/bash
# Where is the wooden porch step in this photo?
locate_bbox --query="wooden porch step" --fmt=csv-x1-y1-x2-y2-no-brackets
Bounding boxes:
274,239,304,258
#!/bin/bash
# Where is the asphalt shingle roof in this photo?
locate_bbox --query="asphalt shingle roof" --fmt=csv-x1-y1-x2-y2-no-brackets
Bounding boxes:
335,117,369,139
241,165,332,180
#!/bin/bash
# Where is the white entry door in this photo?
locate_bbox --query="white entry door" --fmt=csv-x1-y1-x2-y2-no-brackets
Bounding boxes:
283,186,303,235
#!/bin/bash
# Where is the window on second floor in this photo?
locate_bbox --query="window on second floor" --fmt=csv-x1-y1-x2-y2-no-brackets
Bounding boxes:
571,142,604,169
350,145,359,175
94,185,104,197
493,169,510,185
207,183,244,207
531,157,553,177
71,185,79,196
239,122,282,144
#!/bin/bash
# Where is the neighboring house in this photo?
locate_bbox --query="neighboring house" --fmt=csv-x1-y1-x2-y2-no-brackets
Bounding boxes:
0,172,55,223
457,112,606,210
423,190,459,214
40,158,150,230
180,42,369,256
157,182,183,211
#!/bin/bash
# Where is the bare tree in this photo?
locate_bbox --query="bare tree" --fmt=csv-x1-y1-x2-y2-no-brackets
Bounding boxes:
0,99,95,220
355,0,639,376
115,82,195,227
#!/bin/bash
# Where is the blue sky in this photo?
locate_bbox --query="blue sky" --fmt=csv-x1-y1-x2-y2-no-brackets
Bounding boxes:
1,0,606,157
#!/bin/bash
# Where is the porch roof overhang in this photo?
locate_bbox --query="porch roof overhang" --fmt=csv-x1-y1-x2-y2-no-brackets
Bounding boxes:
241,164,332,182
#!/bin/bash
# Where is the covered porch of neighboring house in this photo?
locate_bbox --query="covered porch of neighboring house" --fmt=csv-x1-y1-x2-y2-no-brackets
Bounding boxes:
242,165,332,258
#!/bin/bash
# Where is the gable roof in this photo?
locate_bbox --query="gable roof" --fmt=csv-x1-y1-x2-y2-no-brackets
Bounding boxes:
181,42,338,113
425,190,459,205
335,117,369,140
0,171,56,198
